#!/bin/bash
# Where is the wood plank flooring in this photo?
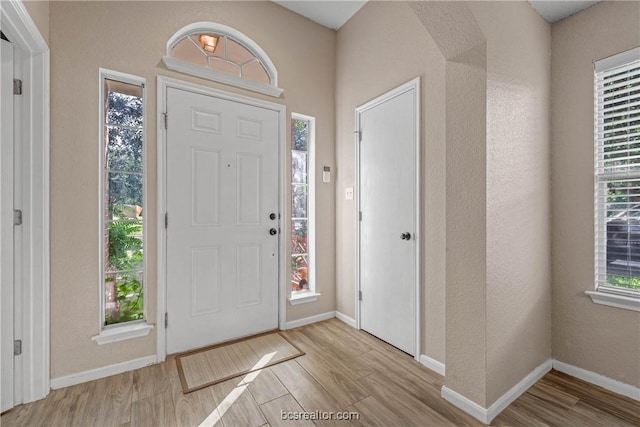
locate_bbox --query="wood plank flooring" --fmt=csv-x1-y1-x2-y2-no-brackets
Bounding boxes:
2,318,638,426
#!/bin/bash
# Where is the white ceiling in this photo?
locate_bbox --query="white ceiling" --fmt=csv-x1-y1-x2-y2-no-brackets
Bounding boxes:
528,1,600,23
272,0,367,30
273,1,602,31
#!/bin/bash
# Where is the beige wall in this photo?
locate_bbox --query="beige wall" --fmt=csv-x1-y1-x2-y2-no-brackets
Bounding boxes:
339,1,551,408
22,1,49,45
335,1,447,363
469,1,552,405
49,1,336,378
551,0,640,387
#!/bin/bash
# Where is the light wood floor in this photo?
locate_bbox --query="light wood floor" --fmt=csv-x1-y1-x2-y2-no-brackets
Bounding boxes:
2,318,639,426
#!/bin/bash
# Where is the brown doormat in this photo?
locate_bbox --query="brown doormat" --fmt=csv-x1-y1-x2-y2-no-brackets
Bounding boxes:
175,330,304,394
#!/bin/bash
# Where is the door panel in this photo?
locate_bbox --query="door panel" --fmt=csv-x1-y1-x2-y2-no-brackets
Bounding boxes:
166,88,279,354
358,84,418,356
1,38,15,413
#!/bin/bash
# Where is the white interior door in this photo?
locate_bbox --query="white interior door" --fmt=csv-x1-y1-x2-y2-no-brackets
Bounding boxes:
166,87,280,354
1,38,15,413
358,79,419,356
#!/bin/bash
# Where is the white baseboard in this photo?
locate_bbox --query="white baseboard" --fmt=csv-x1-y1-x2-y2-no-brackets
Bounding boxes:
419,354,445,376
553,359,640,401
50,355,157,389
441,386,488,424
284,311,336,330
441,358,552,424
486,359,552,422
335,311,357,328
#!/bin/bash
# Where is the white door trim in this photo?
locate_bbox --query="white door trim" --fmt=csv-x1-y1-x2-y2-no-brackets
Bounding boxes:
0,0,51,404
355,77,421,360
156,76,286,361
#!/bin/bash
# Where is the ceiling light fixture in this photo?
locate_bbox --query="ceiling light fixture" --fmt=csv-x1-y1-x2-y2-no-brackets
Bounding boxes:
199,34,219,53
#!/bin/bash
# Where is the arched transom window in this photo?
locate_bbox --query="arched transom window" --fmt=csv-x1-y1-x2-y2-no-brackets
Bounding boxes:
163,22,283,97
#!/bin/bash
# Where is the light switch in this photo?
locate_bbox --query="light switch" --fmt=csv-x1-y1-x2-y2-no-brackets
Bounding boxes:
345,187,354,200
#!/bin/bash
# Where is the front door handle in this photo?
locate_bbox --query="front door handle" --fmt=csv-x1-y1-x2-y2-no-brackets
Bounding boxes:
401,232,411,240
269,228,278,236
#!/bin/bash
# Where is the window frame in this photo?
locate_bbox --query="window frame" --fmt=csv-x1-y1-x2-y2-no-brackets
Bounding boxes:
589,47,640,312
162,22,284,98
93,69,153,344
289,113,319,305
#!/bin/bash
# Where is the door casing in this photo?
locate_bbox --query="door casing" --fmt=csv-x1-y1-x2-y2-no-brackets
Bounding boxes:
355,77,421,360
156,76,287,361
0,1,50,406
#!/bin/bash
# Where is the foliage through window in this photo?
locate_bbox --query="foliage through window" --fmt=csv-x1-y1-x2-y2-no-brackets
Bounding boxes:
101,73,145,325
291,115,315,296
595,48,640,297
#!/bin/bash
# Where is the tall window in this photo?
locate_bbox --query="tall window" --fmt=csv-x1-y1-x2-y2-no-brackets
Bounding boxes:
291,114,316,300
594,48,640,302
100,71,145,326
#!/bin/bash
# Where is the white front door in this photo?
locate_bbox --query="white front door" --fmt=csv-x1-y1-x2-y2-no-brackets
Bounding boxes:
165,87,280,354
357,79,419,356
1,38,15,413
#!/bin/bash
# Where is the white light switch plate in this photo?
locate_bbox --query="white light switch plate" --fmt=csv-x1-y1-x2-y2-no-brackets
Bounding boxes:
345,187,354,200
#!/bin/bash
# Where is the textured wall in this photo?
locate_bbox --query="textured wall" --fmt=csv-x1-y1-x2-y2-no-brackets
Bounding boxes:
49,1,336,378
335,1,447,363
551,0,640,387
409,0,551,408
469,1,552,405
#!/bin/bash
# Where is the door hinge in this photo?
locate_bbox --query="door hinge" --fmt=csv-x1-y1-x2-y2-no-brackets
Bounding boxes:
13,79,22,95
354,129,361,142
164,312,168,328
14,209,22,226
14,340,22,356
163,113,168,130
359,290,363,301
359,211,362,221
165,212,168,228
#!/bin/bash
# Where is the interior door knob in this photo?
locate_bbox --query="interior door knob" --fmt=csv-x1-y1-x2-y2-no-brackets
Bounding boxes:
401,232,411,240
269,228,278,236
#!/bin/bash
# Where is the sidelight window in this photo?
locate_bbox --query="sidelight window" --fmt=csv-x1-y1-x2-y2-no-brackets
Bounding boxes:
290,114,317,303
99,70,146,327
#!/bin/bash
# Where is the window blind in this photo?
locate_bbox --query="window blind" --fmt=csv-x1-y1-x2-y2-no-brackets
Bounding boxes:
594,47,640,296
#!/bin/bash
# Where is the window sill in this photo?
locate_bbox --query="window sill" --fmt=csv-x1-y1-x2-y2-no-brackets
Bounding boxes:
91,322,154,345
288,292,321,306
585,290,640,312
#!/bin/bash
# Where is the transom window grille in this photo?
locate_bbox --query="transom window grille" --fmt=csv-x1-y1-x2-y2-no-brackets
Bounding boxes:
291,114,315,297
171,34,270,84
163,22,284,97
594,47,640,298
100,70,146,326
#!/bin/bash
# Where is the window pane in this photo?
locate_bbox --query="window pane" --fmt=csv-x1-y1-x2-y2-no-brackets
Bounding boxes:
106,90,142,127
293,120,308,151
605,179,640,291
208,57,241,77
292,151,307,184
108,172,143,207
104,271,144,325
292,185,307,218
106,219,143,272
107,127,143,172
242,60,270,85
291,255,308,291
291,219,308,254
227,38,255,65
